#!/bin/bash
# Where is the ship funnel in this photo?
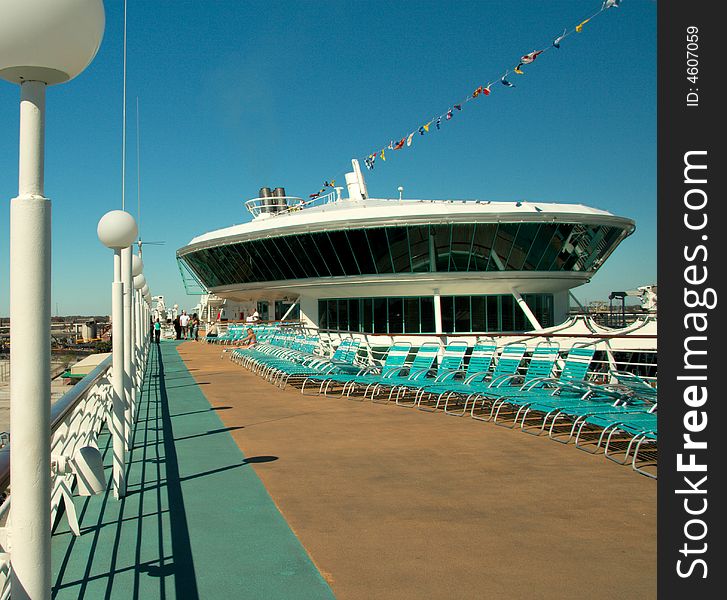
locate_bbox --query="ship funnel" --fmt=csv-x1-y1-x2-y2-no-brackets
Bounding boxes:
272,187,287,212
259,187,274,214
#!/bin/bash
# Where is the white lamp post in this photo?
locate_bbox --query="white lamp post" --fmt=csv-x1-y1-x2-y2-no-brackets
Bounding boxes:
121,247,134,448
0,1,104,598
97,210,137,500
131,258,144,403
133,273,146,379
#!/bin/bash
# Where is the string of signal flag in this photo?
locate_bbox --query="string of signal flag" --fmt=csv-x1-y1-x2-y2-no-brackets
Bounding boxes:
308,0,622,200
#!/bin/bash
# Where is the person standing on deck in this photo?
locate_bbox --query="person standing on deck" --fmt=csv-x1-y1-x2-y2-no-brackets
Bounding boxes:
173,314,181,340
191,313,200,341
154,318,161,344
179,310,190,339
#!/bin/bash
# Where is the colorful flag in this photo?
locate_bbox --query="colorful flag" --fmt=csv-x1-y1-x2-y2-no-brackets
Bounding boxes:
575,18,590,33
603,0,620,8
483,84,491,96
423,122,431,132
436,116,441,129
514,64,524,74
501,75,514,87
394,138,406,150
388,141,394,150
472,86,484,98
380,149,386,161
454,104,462,111
364,154,376,170
446,109,453,120
520,50,543,63
419,125,425,135
309,192,320,199
407,132,414,146
553,28,566,48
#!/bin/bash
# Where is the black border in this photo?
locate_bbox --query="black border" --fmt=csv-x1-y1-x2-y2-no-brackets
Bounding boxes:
658,2,725,597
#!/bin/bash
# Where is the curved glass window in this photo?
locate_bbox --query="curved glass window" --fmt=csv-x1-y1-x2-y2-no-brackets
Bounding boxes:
318,294,553,334
181,222,626,288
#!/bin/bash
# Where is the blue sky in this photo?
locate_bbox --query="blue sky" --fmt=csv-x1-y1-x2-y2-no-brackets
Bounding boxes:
0,0,656,316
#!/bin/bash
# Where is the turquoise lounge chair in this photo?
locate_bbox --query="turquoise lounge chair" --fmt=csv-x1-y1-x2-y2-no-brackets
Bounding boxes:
467,342,558,423
361,342,441,403
516,369,654,441
424,342,526,418
300,342,412,397
484,344,596,428
272,339,363,389
392,341,469,408
407,339,498,415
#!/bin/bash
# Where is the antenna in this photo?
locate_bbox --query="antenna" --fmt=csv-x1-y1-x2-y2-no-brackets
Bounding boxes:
136,96,140,236
137,239,165,259
134,96,165,259
121,0,127,210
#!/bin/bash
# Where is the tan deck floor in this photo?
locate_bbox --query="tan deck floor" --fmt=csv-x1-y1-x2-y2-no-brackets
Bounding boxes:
177,341,656,600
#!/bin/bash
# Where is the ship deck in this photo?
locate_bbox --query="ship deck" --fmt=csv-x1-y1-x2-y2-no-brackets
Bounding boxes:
51,340,656,599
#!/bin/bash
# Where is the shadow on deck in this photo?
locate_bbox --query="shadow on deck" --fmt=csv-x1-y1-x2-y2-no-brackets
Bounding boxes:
51,342,333,600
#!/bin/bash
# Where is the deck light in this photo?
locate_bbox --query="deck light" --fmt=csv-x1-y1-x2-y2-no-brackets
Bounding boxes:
132,254,144,277
97,210,138,249
0,0,104,85
1,1,105,598
98,209,137,501
131,269,145,410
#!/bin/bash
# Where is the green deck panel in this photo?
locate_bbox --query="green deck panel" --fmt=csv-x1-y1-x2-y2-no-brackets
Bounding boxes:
51,341,335,599
60,371,85,379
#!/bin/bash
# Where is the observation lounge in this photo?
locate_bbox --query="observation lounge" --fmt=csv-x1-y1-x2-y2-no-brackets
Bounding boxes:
177,161,635,335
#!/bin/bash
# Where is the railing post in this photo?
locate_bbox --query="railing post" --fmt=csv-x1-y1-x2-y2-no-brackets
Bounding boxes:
111,251,126,498
9,78,52,600
122,246,133,445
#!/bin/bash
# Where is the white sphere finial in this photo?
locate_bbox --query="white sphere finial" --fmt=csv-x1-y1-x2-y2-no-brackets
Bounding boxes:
0,0,105,85
132,254,144,277
97,210,138,249
141,284,149,296
133,274,146,290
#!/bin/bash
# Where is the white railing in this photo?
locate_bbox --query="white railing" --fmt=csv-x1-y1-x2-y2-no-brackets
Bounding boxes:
0,354,115,597
244,190,340,219
282,323,658,384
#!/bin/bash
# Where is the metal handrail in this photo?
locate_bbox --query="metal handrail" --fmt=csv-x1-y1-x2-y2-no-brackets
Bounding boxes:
310,327,656,340
0,354,112,493
244,190,339,218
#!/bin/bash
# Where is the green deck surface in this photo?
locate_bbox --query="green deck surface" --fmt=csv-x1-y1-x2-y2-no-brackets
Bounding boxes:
51,341,335,599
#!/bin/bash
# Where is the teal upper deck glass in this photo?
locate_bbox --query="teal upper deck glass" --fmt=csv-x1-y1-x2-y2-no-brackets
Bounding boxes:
177,166,634,334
